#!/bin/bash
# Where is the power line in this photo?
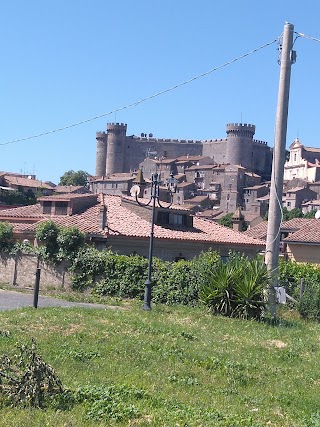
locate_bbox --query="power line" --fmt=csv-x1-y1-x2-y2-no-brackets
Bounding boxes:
295,32,320,43
0,38,277,147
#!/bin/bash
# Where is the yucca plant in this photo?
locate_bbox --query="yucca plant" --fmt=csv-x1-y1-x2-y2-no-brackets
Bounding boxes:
199,255,269,320
232,257,269,319
199,260,237,316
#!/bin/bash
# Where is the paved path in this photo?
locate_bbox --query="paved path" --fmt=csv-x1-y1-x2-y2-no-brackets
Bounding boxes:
0,289,118,311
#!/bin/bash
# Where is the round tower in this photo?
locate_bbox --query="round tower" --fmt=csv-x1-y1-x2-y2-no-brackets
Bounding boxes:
225,123,255,169
95,131,107,177
105,123,127,176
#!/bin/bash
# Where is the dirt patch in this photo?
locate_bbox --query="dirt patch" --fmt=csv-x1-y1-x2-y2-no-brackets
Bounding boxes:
264,339,287,349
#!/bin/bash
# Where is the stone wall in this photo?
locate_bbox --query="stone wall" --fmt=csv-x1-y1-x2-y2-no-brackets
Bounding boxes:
0,253,71,289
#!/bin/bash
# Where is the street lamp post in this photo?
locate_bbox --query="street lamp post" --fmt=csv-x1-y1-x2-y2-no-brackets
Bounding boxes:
131,171,176,310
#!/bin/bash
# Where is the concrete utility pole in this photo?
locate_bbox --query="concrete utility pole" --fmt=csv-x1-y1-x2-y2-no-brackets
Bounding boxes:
265,22,295,319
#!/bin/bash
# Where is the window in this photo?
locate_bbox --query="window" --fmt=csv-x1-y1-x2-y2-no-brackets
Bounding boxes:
157,211,170,225
55,201,68,215
287,201,291,207
43,201,52,215
172,214,184,225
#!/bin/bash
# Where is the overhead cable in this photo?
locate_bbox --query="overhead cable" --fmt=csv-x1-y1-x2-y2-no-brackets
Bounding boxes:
0,38,278,146
295,32,320,43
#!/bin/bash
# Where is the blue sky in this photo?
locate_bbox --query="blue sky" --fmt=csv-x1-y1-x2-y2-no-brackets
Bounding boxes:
1,0,319,184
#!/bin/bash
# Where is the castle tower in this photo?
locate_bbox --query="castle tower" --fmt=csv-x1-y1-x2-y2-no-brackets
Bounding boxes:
225,123,255,170
95,131,107,177
105,123,127,176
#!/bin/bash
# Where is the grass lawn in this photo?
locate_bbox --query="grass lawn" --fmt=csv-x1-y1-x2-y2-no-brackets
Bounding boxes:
1,297,320,426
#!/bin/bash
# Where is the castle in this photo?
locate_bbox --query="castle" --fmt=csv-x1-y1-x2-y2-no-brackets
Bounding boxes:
95,122,273,181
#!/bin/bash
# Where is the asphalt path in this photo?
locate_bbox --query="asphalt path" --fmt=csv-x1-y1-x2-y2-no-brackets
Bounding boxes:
0,289,117,311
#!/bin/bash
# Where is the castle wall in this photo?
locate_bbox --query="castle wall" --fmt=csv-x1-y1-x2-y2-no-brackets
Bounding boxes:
98,122,272,180
123,138,203,172
202,139,227,163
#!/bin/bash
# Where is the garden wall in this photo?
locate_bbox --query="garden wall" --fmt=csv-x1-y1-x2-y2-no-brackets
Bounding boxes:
0,252,71,289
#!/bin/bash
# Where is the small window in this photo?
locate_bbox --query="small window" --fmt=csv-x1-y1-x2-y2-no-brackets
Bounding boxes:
55,201,68,215
157,211,170,225
172,214,184,225
43,201,52,214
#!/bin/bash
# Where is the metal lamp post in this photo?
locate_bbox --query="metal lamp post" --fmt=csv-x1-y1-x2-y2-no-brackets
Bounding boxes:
132,171,176,310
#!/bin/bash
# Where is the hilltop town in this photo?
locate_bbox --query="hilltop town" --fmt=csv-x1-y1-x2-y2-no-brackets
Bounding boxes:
1,120,320,264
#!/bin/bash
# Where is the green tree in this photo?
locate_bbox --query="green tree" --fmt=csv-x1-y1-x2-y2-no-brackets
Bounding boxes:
0,222,14,252
218,213,233,228
264,207,304,221
35,221,85,263
35,221,60,260
57,226,85,261
304,210,317,219
59,170,90,187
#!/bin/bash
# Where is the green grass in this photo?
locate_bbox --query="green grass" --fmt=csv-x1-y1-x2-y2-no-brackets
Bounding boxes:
1,300,320,426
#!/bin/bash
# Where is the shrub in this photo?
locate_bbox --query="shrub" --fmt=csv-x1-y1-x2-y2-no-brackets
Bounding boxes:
35,221,85,264
74,248,220,306
0,222,14,252
199,254,269,319
278,259,320,320
0,339,63,408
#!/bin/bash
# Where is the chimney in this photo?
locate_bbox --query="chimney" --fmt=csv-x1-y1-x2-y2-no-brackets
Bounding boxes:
99,195,107,230
232,206,244,232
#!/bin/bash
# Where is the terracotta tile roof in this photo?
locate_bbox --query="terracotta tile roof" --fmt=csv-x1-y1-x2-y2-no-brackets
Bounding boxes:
0,194,264,248
244,221,268,240
38,193,97,202
281,218,319,231
196,209,224,219
186,195,209,203
185,164,214,171
286,186,306,193
243,212,263,222
0,204,43,219
4,176,54,189
304,146,320,153
106,196,263,247
177,182,194,188
176,155,209,162
54,185,86,193
244,218,320,241
283,220,320,244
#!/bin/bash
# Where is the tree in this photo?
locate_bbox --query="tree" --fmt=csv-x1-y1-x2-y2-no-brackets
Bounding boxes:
218,213,233,228
35,221,85,263
0,222,14,252
58,170,90,187
57,226,85,260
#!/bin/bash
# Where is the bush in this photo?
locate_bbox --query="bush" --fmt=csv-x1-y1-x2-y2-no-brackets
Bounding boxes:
278,259,320,320
0,222,14,252
35,221,85,264
73,248,220,306
0,339,63,408
199,254,269,320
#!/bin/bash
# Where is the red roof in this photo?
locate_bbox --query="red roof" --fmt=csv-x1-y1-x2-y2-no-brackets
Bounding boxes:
0,194,264,247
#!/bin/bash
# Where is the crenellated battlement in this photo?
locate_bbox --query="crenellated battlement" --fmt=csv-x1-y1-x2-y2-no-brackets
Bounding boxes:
253,139,268,146
96,131,107,140
226,123,256,138
203,138,228,143
107,122,127,135
132,136,203,144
